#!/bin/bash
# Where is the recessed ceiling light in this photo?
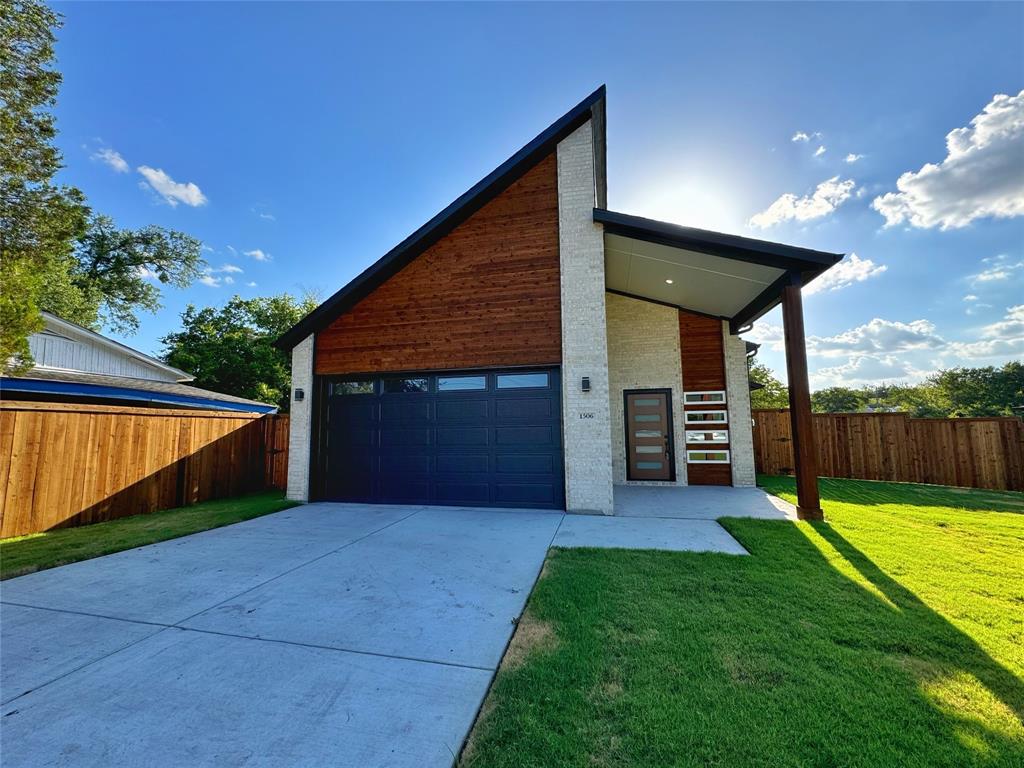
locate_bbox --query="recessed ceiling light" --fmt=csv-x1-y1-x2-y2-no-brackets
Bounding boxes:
665,279,674,284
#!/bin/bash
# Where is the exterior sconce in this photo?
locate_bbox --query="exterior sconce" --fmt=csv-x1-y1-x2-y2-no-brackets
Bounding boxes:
294,388,305,402
581,377,591,392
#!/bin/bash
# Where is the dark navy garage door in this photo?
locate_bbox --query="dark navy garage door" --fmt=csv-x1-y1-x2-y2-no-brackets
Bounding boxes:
317,368,564,509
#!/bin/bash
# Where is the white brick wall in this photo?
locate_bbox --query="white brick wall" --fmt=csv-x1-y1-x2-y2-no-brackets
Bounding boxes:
286,334,314,501
557,122,615,515
723,324,756,487
606,293,687,486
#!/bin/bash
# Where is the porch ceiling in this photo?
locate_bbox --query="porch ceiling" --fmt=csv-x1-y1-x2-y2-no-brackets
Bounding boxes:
595,208,843,330
605,233,785,319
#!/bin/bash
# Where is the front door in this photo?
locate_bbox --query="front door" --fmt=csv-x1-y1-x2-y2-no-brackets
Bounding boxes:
624,390,674,481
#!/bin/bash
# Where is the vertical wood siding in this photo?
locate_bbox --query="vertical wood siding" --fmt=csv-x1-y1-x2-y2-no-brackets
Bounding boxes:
679,311,731,485
752,409,1024,492
315,152,562,375
0,402,290,538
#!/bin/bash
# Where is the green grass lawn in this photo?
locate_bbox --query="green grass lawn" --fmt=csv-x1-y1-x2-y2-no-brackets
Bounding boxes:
461,477,1024,768
0,491,299,580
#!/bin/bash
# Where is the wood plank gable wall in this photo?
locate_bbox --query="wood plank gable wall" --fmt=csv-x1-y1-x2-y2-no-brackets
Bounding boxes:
315,153,562,375
679,311,732,485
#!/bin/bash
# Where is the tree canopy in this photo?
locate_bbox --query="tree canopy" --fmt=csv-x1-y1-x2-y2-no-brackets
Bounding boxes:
161,294,320,412
1,1,204,373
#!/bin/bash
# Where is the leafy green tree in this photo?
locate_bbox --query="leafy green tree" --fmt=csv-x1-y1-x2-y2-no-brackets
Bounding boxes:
161,294,320,412
40,214,204,333
1,3,205,371
812,387,866,413
930,362,1024,417
1,0,88,371
748,360,789,409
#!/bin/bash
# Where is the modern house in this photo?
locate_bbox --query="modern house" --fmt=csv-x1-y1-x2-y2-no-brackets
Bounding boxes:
1,311,275,414
275,87,840,518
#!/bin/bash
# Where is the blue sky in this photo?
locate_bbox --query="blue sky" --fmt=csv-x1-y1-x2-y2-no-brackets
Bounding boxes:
52,2,1023,387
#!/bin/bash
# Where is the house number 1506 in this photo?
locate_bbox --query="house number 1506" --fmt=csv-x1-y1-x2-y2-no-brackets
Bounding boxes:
579,412,595,419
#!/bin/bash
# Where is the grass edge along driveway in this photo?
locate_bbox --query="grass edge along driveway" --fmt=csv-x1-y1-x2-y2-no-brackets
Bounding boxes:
460,476,1024,768
0,491,299,580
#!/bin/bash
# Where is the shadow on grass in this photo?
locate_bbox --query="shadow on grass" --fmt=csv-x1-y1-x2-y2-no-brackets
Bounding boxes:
463,500,1024,767
808,521,1023,727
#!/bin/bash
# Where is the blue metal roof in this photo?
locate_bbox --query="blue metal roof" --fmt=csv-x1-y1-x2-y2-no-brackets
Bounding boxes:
1,377,277,414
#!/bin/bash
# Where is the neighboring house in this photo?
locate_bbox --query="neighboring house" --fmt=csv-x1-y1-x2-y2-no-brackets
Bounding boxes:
275,87,840,517
1,312,275,414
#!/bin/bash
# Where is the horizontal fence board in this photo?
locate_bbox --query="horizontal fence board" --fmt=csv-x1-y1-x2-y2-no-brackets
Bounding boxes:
0,402,290,538
753,409,1024,492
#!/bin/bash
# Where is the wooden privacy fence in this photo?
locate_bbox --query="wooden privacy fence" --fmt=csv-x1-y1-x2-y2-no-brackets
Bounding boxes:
0,401,290,538
752,409,1024,492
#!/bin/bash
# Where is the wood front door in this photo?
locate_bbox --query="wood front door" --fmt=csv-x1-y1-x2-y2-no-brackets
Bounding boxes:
625,390,674,481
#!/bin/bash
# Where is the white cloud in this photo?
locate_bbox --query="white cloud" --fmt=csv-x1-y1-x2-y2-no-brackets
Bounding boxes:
213,264,243,274
971,258,1023,283
749,176,856,228
243,249,271,261
803,253,887,296
963,294,979,301
246,281,258,288
814,145,827,157
792,131,810,142
806,318,946,358
223,276,235,285
198,274,221,287
949,305,1024,358
252,206,276,221
743,322,785,352
137,166,208,207
872,90,1024,229
845,153,864,164
810,354,931,389
135,265,159,280
91,147,129,173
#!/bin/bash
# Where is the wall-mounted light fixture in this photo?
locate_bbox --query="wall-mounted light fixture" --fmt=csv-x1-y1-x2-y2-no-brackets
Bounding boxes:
581,376,591,392
294,388,305,402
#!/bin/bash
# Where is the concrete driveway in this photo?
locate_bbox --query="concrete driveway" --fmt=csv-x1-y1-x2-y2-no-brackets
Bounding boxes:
0,498,761,767
1,504,563,767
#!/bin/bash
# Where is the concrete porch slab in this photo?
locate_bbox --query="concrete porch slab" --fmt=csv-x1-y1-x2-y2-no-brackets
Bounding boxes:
553,515,748,554
613,484,796,520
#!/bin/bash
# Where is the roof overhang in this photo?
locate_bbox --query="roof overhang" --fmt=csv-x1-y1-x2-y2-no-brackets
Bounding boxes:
274,86,608,350
594,209,843,333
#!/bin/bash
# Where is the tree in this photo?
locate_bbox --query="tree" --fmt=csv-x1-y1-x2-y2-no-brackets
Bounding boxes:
812,387,866,413
161,294,320,412
748,360,789,409
39,214,204,333
930,362,1024,417
1,0,88,371
1,3,205,372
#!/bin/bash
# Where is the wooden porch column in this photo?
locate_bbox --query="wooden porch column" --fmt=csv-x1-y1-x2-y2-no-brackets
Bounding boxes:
781,274,823,520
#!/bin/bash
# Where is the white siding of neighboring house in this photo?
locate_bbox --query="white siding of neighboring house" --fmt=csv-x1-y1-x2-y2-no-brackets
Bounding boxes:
26,321,184,383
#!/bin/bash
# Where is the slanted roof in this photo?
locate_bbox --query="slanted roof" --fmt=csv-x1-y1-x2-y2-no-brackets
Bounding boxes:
2,369,276,413
275,86,608,350
38,311,193,382
594,209,843,332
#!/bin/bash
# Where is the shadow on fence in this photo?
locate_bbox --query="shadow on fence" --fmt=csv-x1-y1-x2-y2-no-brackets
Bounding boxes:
0,402,289,538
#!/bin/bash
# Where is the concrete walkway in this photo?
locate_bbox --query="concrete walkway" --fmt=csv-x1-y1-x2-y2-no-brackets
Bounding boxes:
0,492,787,767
